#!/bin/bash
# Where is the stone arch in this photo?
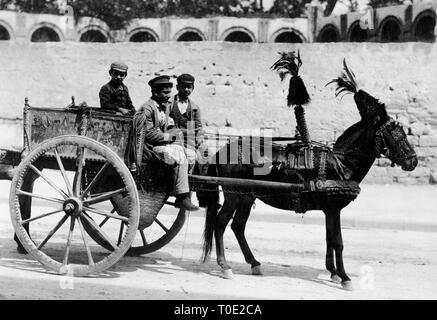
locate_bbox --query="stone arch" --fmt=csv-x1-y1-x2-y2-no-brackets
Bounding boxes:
347,20,368,42
127,27,159,42
0,20,14,40
317,24,340,42
174,27,206,41
412,10,436,42
378,16,403,42
270,27,305,43
221,27,256,42
79,25,109,42
29,22,63,42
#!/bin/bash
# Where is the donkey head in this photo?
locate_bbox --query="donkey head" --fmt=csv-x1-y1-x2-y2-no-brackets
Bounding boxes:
328,59,417,172
353,90,417,171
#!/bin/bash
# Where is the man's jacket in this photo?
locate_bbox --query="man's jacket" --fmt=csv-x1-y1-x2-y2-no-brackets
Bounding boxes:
126,98,175,164
170,95,202,132
99,81,135,112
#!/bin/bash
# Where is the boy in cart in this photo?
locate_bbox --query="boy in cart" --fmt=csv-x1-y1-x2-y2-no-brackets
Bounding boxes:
99,61,136,116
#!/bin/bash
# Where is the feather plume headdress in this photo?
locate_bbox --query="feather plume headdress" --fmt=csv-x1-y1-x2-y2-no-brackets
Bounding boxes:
327,59,386,122
270,50,311,107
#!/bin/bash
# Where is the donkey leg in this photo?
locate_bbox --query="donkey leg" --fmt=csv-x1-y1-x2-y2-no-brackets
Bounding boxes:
14,171,37,254
332,210,353,290
231,198,261,275
214,198,236,279
324,211,340,283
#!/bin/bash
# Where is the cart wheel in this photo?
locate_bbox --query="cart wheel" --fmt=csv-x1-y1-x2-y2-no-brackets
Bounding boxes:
9,135,139,276
127,204,187,256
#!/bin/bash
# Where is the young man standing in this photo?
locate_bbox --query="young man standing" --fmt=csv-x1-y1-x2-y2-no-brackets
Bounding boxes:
171,74,202,133
99,61,136,115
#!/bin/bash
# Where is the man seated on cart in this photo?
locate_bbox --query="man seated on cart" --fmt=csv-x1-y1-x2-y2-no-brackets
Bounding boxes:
131,75,198,211
99,61,136,116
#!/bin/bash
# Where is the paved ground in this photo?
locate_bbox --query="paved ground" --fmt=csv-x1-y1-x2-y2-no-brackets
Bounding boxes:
0,180,436,300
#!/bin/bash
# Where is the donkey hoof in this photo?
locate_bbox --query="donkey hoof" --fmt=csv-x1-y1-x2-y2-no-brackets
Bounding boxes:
220,268,234,279
330,274,342,283
341,280,354,291
251,265,263,276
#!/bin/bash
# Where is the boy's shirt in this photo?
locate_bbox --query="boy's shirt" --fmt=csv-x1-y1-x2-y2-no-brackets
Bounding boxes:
99,81,135,113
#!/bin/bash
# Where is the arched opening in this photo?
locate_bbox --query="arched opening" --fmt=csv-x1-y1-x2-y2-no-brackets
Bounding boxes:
224,31,253,42
80,30,108,43
380,19,402,42
274,31,303,43
348,23,368,42
31,26,60,42
317,25,340,42
414,14,436,42
0,24,10,40
177,31,203,41
130,31,157,42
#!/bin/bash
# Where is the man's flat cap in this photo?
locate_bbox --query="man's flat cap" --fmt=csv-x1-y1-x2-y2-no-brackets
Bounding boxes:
177,73,195,84
148,75,173,87
110,61,128,73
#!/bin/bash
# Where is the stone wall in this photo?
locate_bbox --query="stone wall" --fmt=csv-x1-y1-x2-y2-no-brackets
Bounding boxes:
0,41,436,184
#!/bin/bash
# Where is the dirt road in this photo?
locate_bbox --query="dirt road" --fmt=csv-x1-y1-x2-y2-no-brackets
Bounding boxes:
0,181,436,300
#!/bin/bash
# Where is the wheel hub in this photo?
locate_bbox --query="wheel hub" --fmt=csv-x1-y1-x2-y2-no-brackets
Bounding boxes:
63,198,83,217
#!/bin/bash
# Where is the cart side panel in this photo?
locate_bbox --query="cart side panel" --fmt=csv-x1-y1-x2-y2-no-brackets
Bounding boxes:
28,107,132,161
85,113,131,160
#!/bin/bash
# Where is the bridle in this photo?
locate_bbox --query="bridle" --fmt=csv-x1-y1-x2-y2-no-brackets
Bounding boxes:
374,118,391,158
373,117,416,165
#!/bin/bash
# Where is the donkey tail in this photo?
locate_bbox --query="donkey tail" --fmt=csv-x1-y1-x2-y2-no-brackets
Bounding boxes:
200,165,220,263
201,203,219,263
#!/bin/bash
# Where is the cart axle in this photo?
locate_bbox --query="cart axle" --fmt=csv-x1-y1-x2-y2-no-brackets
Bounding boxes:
63,198,83,217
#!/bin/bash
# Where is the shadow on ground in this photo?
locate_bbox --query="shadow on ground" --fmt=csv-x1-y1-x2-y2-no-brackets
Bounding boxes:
0,235,357,291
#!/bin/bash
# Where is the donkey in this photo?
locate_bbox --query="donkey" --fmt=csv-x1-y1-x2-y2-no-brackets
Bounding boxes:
200,60,418,290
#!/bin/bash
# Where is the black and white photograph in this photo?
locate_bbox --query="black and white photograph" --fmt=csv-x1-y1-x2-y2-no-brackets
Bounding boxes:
0,0,436,306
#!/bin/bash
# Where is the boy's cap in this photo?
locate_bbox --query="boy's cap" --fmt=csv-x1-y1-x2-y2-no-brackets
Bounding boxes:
148,75,173,87
177,73,195,84
110,61,128,73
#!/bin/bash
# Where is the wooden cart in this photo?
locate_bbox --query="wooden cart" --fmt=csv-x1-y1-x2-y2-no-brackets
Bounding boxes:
0,99,187,276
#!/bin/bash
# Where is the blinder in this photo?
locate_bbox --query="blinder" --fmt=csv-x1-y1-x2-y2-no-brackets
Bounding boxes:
375,118,416,164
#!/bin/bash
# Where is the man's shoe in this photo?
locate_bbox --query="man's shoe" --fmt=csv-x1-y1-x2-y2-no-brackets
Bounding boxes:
175,196,199,211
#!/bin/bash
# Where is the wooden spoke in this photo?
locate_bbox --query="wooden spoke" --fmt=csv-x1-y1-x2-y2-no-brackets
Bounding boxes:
22,209,64,225
81,162,110,198
99,216,110,228
117,222,125,246
83,188,127,206
37,214,69,250
98,209,115,228
63,216,76,265
73,146,85,197
29,165,68,199
81,212,117,250
83,206,129,223
77,217,95,267
140,230,148,246
54,148,73,196
16,190,64,204
154,218,169,233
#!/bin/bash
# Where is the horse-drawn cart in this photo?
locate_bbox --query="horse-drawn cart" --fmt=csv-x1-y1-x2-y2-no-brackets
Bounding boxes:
0,99,190,276
1,97,342,277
